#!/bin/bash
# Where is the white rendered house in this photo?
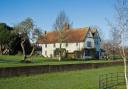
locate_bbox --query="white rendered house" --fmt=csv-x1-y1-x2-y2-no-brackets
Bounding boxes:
37,27,101,59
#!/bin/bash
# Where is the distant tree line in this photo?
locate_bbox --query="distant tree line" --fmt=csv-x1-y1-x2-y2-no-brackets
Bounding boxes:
0,23,32,55
0,18,42,62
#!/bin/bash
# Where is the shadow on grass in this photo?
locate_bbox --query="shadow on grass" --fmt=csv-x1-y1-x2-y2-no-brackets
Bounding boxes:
0,59,18,63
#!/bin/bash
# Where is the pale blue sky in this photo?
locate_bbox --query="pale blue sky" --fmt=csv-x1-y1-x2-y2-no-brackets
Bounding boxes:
0,0,116,39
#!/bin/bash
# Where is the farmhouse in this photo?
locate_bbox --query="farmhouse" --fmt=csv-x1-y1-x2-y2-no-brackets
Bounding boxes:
37,27,101,59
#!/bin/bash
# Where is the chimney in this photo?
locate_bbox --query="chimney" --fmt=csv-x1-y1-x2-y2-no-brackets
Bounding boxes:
64,23,70,30
44,31,47,44
45,31,47,35
88,27,91,32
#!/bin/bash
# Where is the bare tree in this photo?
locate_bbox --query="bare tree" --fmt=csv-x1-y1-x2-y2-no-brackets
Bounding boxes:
102,40,113,60
15,17,42,62
108,0,128,88
53,11,72,61
106,19,121,60
117,0,128,88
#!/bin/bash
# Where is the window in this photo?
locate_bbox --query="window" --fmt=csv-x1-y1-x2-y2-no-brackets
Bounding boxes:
87,33,91,37
95,41,97,45
87,41,92,47
85,50,90,56
95,40,98,45
66,43,68,47
53,43,56,48
88,33,90,37
45,44,47,48
45,50,47,55
76,43,78,46
96,41,98,45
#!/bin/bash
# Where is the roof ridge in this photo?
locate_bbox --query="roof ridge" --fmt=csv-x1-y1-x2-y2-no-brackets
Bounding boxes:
38,27,93,44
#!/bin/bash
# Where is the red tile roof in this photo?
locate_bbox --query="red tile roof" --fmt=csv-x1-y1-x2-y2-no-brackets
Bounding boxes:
37,27,95,44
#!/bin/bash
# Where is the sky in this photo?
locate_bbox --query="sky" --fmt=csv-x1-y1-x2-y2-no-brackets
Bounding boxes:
0,0,116,39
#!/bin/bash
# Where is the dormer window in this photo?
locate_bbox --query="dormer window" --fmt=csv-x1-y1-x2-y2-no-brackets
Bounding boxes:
88,33,91,37
87,41,92,47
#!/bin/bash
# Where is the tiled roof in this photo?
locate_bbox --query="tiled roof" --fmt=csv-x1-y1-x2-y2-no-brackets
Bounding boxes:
37,27,95,44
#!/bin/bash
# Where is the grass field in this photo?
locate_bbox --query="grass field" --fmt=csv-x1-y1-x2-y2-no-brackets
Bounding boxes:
0,55,123,68
0,66,126,89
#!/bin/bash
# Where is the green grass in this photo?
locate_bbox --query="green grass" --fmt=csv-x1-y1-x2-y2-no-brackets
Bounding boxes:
0,55,121,68
117,85,126,89
0,66,126,89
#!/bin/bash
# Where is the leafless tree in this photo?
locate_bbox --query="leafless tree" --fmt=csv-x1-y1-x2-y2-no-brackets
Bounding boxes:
102,40,113,59
15,17,42,62
108,0,128,88
53,11,72,61
106,19,121,60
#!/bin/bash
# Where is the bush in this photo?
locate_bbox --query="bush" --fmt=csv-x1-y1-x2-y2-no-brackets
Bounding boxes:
54,48,66,58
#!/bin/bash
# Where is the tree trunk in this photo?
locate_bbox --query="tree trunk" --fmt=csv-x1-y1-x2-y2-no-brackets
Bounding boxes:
122,32,128,89
0,44,2,55
117,47,128,89
59,43,62,61
21,39,26,61
26,45,35,61
113,46,115,60
122,47,128,89
123,57,128,89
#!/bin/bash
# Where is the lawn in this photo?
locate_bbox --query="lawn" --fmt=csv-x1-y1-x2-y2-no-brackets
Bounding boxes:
0,66,126,89
0,55,123,68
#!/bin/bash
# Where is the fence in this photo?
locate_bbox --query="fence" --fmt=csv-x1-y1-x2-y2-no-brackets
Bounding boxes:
99,72,127,89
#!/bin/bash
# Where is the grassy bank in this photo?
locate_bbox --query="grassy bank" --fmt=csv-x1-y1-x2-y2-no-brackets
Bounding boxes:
0,55,122,68
0,66,126,89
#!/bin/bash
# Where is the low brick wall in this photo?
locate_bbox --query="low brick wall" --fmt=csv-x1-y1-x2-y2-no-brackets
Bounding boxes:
0,61,126,77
